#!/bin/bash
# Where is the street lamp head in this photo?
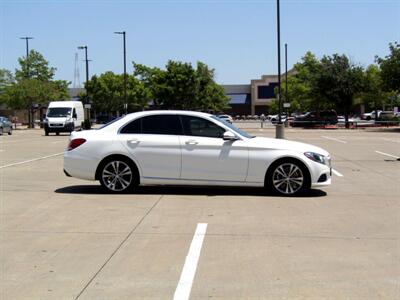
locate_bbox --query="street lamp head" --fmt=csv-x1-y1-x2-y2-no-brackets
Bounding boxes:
78,46,87,50
114,31,125,35
20,37,34,40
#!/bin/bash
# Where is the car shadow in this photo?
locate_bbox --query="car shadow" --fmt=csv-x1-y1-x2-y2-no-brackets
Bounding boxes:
55,185,327,198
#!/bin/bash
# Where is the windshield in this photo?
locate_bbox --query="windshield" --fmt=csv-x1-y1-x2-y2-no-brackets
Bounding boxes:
211,116,254,138
47,107,72,118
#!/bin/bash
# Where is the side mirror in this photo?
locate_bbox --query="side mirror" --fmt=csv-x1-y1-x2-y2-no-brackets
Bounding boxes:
222,131,238,141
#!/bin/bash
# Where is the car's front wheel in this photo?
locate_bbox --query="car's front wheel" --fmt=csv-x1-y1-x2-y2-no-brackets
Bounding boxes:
267,160,309,196
100,159,134,193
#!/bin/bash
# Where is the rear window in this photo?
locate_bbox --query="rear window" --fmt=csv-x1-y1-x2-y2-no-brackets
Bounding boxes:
98,117,123,130
142,115,182,135
120,115,182,135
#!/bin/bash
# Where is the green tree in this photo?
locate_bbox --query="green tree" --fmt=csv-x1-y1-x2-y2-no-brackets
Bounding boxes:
3,79,69,110
194,62,229,111
278,52,325,113
376,42,400,93
133,63,165,107
358,65,389,113
83,72,151,115
0,69,14,104
133,60,229,111
317,54,364,127
15,50,56,81
84,72,124,114
3,51,68,127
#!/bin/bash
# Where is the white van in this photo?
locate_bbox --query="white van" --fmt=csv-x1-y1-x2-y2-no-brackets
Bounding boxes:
44,101,84,135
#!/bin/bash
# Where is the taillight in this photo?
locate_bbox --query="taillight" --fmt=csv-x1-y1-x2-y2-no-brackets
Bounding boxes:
67,138,86,151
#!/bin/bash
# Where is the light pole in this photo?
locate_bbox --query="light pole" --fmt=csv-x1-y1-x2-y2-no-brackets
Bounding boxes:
78,46,90,126
275,0,284,139
20,37,34,77
20,37,34,127
285,43,288,103
78,46,89,86
114,31,127,115
285,43,289,117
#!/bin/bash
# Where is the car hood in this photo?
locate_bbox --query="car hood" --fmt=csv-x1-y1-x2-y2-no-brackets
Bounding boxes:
247,136,330,156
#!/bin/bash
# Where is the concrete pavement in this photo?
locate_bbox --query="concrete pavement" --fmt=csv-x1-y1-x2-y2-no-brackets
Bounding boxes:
0,127,399,299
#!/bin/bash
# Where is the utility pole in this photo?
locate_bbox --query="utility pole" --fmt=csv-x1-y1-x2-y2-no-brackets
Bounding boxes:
114,31,127,115
275,0,284,139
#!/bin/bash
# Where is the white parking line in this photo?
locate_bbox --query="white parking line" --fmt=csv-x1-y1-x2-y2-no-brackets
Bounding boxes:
332,169,344,177
381,138,400,144
174,223,208,300
0,138,42,144
321,136,347,144
0,152,64,169
375,151,399,159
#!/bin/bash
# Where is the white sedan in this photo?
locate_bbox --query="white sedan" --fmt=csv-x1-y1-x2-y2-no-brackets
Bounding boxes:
64,110,332,195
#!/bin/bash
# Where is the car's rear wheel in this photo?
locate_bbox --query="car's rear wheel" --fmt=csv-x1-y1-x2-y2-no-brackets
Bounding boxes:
267,160,309,196
100,159,134,193
8,128,12,135
0,127,3,135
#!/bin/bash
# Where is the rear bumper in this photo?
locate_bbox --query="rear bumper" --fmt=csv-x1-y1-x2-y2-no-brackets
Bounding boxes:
63,150,98,180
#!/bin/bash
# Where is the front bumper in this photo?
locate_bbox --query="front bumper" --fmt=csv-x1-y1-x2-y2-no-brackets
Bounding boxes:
44,122,74,132
310,163,332,187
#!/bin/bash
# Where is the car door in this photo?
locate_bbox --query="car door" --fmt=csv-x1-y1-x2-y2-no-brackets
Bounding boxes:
118,114,182,180
179,115,248,182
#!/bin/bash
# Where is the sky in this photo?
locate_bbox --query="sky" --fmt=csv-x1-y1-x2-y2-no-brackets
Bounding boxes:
1,0,399,87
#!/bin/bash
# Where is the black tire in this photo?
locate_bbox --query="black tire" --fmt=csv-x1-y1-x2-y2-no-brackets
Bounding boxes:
56,132,59,136
45,130,49,136
266,158,310,196
99,158,136,193
8,128,12,135
0,127,3,135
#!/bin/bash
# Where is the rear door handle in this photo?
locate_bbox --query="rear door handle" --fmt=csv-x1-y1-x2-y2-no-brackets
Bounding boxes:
128,139,140,144
185,140,198,145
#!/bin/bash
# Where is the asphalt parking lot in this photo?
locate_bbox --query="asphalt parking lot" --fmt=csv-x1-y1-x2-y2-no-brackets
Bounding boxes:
1,127,399,299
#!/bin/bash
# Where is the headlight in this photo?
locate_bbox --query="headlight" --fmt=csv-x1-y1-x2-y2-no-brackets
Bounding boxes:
304,152,330,166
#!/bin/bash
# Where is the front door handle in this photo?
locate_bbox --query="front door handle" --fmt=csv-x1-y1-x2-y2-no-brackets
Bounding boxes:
185,140,198,145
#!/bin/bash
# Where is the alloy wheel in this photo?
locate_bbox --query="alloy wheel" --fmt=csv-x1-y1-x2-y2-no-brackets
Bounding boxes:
101,160,133,192
272,163,304,195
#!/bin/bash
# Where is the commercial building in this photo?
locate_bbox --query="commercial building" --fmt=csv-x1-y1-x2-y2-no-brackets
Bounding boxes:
223,74,281,117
